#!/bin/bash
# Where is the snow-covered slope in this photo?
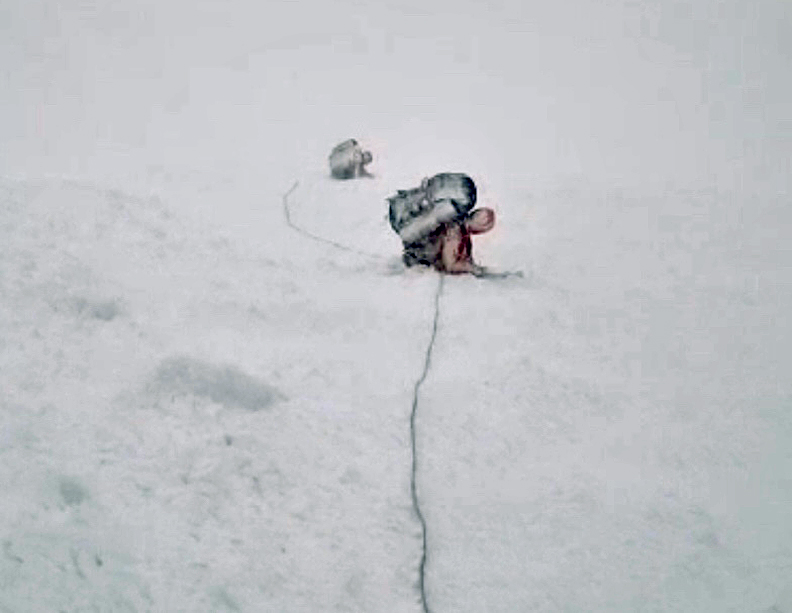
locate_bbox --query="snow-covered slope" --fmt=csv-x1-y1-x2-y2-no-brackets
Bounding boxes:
422,180,792,611
0,174,440,611
1,0,790,611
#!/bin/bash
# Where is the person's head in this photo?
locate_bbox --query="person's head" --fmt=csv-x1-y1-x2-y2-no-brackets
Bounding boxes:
466,208,495,234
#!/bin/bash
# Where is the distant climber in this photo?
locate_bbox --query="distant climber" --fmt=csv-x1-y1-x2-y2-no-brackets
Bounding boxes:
329,139,373,179
388,173,497,276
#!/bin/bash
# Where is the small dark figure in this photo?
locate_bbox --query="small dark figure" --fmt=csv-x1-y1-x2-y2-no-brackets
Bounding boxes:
388,173,496,275
402,208,495,274
329,139,373,179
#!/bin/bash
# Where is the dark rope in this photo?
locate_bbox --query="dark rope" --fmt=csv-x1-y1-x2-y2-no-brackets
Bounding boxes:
282,180,384,260
410,273,444,613
281,180,443,611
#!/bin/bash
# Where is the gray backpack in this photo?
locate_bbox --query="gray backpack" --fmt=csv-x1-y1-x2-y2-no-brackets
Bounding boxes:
329,139,372,179
387,173,477,244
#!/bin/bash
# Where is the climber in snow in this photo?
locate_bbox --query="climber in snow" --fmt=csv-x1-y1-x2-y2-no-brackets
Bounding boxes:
329,139,373,179
388,173,496,275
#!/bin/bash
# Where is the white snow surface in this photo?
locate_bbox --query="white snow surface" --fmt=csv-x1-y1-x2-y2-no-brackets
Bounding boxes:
1,0,791,611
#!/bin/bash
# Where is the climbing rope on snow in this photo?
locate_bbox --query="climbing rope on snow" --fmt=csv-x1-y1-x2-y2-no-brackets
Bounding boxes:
410,273,444,613
281,181,443,611
282,180,385,260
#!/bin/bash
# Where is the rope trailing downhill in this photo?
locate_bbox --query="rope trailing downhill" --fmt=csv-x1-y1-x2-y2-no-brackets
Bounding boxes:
281,182,443,612
410,274,444,613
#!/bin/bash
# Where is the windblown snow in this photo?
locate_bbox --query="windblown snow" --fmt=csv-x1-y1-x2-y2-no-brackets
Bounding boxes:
1,0,790,611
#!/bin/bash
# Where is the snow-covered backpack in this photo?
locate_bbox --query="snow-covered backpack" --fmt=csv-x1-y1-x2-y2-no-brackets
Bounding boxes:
387,173,477,244
329,139,372,179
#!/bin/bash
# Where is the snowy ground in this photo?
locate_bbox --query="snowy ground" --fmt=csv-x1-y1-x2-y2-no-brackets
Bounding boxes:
1,0,791,611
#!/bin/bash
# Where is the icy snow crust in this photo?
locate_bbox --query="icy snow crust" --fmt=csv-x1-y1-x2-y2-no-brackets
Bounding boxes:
2,0,791,611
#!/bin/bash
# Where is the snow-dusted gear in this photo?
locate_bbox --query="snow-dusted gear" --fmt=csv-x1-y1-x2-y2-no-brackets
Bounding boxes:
387,173,477,244
401,207,496,275
329,139,373,179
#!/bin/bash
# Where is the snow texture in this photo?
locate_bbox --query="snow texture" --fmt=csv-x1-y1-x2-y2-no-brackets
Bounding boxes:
1,0,791,611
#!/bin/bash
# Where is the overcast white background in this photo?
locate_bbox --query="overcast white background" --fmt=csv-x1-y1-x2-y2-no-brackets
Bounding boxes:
1,0,791,611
